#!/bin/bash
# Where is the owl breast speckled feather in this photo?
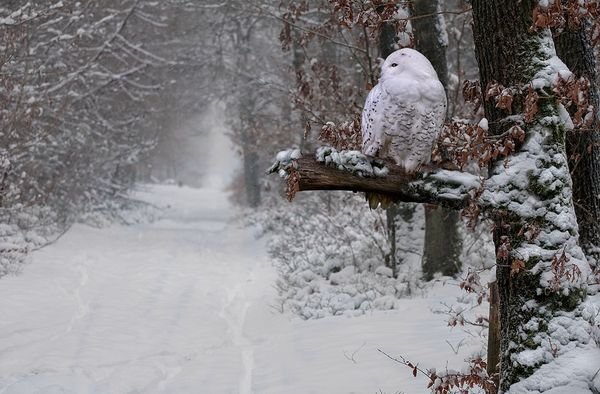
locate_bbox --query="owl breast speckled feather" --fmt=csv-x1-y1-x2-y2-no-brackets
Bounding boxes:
361,48,447,174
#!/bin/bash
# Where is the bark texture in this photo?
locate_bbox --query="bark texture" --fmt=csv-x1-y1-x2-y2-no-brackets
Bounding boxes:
422,206,462,280
472,1,591,391
555,24,600,266
472,1,537,134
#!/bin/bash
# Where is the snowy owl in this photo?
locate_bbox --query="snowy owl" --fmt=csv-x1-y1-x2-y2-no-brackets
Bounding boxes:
361,48,446,208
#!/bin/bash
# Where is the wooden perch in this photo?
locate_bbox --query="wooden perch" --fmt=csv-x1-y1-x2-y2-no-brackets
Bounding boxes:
269,149,483,210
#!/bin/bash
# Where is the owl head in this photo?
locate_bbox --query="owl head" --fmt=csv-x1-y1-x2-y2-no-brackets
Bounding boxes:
380,48,439,81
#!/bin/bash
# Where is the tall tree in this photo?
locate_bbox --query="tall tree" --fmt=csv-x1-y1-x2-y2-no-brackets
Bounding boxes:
471,0,593,390
377,5,402,279
412,0,463,281
554,20,600,268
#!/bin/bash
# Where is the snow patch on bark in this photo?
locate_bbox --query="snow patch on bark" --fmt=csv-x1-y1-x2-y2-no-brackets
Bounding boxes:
481,30,597,393
316,147,389,177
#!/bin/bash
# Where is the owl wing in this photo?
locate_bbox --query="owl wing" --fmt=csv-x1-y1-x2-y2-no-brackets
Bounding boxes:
362,77,420,162
398,78,446,168
418,79,447,142
361,83,383,157
361,82,415,157
361,74,446,172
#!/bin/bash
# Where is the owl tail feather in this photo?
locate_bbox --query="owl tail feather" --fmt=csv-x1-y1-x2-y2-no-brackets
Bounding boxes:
365,192,395,210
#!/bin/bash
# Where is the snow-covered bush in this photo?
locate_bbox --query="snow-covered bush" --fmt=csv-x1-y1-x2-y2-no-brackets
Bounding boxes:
249,191,427,319
0,223,29,277
80,195,161,228
251,184,498,321
0,205,59,278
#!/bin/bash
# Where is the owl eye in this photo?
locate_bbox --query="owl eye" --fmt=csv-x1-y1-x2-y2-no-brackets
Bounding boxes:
390,63,398,67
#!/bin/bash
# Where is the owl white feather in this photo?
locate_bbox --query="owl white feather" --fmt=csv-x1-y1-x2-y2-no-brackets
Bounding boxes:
361,48,447,173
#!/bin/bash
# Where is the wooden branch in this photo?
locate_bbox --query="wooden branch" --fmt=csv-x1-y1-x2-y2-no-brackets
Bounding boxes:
270,149,483,210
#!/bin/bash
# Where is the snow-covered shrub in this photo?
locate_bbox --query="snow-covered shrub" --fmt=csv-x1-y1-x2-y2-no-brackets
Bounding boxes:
0,223,29,277
80,195,161,228
0,205,59,278
252,185,499,321
250,191,426,319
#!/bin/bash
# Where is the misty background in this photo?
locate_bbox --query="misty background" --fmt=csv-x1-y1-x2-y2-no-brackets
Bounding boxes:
0,0,512,323
1,1,599,393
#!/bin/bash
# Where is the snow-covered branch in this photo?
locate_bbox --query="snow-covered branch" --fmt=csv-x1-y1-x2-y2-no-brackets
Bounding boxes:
268,148,482,210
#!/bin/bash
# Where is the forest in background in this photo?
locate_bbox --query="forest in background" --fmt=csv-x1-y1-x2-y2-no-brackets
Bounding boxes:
1,1,599,393
0,0,490,321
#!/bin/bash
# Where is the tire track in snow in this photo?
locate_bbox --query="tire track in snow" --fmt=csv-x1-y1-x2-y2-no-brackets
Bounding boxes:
151,280,197,390
219,275,255,394
66,264,90,333
51,257,91,339
0,185,276,393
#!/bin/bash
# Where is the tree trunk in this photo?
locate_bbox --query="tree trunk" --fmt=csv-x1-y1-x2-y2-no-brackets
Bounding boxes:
422,206,462,280
378,22,396,59
386,205,398,277
378,7,402,278
292,30,309,150
487,281,501,386
242,144,261,208
412,0,462,281
411,0,449,89
555,23,600,267
236,24,262,208
472,1,591,391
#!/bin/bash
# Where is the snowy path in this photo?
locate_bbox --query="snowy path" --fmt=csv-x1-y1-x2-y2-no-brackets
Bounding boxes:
0,185,481,394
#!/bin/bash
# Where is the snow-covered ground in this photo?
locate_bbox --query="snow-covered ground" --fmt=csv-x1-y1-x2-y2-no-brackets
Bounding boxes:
0,183,483,394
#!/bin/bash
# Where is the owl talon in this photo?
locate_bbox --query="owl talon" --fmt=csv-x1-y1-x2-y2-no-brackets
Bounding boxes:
365,193,395,209
367,193,380,209
380,195,394,209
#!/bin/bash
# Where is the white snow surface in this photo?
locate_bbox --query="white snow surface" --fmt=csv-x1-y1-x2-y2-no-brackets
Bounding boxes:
0,184,484,394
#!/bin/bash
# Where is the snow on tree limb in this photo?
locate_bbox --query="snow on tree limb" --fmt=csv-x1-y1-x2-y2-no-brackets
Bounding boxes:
268,147,482,209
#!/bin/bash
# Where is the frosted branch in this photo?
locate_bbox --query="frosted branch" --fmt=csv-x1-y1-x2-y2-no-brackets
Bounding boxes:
268,148,482,209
